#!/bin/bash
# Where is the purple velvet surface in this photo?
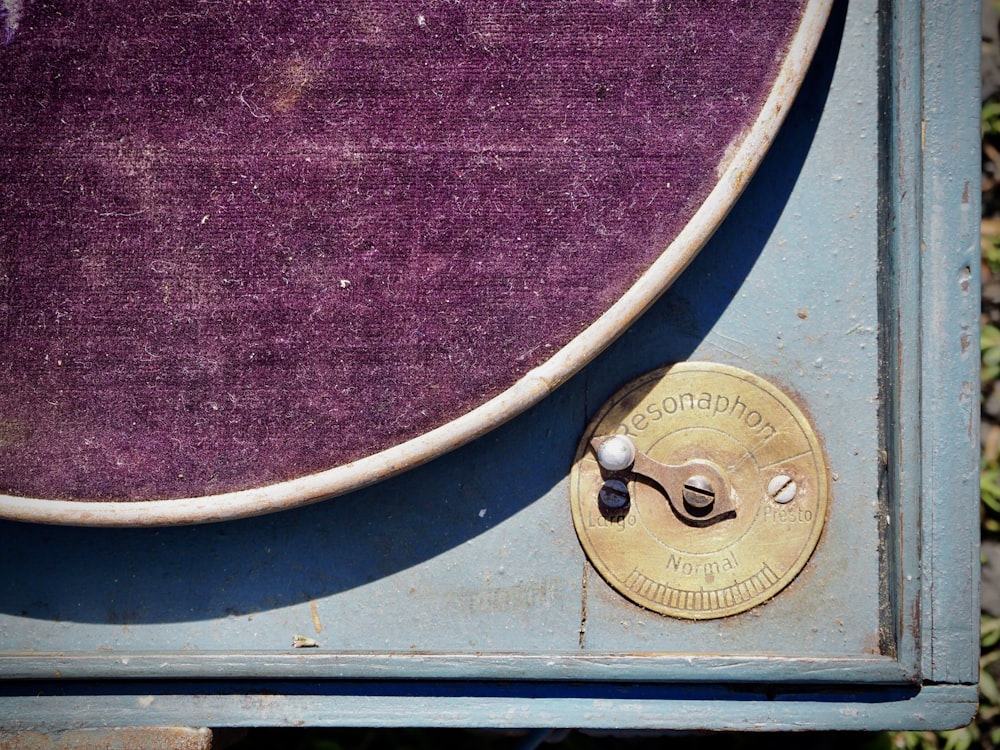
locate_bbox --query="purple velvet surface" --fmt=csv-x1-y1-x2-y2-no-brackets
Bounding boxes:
0,1,807,501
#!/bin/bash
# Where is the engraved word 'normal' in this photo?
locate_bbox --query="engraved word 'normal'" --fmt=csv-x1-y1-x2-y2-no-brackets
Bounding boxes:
667,550,739,582
616,392,778,442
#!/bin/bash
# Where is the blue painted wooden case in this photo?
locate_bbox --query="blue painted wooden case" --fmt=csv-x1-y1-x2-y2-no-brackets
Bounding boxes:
0,0,981,732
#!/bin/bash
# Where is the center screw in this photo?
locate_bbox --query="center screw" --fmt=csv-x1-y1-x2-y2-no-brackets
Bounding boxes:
682,475,716,513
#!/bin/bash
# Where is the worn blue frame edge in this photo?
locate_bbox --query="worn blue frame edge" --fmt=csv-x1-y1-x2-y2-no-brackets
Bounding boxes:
911,0,981,688
0,683,979,732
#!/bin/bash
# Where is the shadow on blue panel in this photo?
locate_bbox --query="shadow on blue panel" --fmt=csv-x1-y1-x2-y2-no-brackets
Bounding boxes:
0,4,845,626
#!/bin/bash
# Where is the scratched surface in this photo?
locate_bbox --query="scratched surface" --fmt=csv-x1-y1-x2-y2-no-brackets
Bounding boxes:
0,1,883,663
0,1,984,734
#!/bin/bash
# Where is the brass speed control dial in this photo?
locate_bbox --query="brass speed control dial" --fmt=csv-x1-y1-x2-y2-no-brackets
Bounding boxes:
570,362,829,619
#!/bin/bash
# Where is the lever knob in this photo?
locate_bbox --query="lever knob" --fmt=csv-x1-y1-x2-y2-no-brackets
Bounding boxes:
595,435,636,472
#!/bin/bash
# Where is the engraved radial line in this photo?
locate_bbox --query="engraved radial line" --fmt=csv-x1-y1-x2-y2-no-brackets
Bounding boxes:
757,449,814,471
727,413,797,472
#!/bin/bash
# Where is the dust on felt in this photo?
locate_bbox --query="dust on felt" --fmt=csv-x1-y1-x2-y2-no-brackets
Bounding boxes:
2,0,23,45
261,52,318,115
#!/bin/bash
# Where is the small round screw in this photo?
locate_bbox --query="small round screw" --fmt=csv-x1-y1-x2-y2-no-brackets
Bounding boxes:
767,474,797,504
599,478,630,509
682,475,715,510
681,475,716,517
596,435,636,472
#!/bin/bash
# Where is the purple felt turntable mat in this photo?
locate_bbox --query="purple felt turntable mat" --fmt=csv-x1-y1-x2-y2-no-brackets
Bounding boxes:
1,1,808,502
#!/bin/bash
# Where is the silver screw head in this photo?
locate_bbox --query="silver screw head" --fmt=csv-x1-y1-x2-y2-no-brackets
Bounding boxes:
767,474,797,504
682,475,715,509
596,435,636,472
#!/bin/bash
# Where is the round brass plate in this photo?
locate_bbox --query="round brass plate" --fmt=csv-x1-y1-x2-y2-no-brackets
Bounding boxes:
570,362,829,619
